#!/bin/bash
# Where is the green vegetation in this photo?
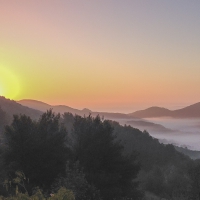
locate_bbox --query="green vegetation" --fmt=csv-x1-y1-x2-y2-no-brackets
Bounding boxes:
0,187,75,200
0,109,200,199
0,111,141,199
71,115,140,200
4,111,69,190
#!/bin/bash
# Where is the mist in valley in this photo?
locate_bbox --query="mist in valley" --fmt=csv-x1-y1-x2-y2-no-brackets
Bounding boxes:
135,118,200,150
111,117,200,150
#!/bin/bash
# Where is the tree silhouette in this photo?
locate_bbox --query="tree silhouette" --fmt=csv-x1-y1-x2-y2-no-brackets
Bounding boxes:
72,115,141,200
0,107,6,135
4,110,70,191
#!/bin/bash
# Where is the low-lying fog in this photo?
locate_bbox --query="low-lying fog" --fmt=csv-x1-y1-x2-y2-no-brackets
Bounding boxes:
116,118,200,151
140,118,200,151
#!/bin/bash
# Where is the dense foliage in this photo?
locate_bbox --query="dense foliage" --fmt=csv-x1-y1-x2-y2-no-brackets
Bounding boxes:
1,111,142,199
0,107,6,136
1,110,200,199
0,187,75,200
71,115,141,200
4,110,69,191
111,122,194,199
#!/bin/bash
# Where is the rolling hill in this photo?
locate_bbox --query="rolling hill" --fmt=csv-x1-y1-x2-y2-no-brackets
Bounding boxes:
18,99,140,120
129,107,171,118
172,102,200,118
0,96,42,122
3,96,198,160
18,99,92,116
18,99,176,134
125,120,175,133
129,102,200,118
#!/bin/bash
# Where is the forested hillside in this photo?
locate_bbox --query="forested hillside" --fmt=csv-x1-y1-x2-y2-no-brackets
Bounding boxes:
61,113,199,199
0,108,200,199
0,111,142,200
0,96,41,124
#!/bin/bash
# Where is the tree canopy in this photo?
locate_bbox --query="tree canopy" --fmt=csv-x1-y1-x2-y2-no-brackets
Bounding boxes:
1,109,197,199
0,107,6,134
4,110,70,191
71,115,141,200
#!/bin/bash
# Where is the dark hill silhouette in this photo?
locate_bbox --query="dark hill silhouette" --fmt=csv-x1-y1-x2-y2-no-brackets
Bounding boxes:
18,99,92,116
18,99,138,120
126,120,175,133
129,102,200,118
174,146,200,160
18,99,50,111
173,102,200,118
129,107,171,118
18,99,176,134
0,96,41,122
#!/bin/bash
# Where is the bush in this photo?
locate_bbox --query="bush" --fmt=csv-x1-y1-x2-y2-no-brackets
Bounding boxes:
0,187,74,200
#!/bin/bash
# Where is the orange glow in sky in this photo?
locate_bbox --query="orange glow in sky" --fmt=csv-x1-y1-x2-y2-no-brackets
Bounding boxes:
1,0,200,112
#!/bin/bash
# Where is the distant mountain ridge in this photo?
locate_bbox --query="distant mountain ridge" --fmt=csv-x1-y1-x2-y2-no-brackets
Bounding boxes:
17,99,200,133
18,99,92,116
129,107,171,118
17,99,178,134
18,99,139,120
129,102,200,118
19,99,200,119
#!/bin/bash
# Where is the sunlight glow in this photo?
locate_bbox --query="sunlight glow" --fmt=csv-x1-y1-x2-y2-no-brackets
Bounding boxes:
0,86,3,96
0,66,20,99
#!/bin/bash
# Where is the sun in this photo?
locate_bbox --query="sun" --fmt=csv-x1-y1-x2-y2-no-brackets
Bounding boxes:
0,66,20,99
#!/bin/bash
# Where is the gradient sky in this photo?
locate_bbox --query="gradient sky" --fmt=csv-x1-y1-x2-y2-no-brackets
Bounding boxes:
0,0,200,112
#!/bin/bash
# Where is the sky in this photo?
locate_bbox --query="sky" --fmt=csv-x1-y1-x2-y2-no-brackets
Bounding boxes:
0,0,200,113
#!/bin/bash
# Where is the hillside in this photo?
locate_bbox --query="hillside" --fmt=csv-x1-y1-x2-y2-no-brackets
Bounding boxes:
1,99,198,199
129,102,200,118
62,113,194,199
129,107,171,118
173,102,200,118
125,120,175,133
18,99,137,120
0,96,42,122
110,121,190,169
18,99,176,134
18,99,92,116
174,146,200,160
